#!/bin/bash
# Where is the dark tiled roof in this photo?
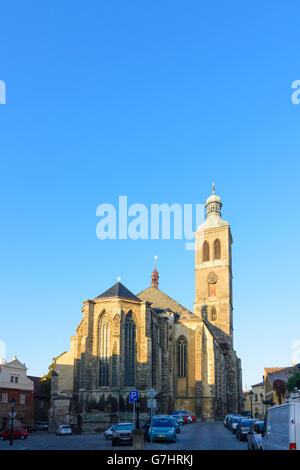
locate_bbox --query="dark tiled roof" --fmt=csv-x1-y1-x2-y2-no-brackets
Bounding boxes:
28,375,48,399
252,381,264,387
138,286,194,319
96,282,141,301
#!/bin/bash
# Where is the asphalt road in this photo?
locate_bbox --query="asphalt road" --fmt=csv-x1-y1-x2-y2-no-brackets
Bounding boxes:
0,422,248,450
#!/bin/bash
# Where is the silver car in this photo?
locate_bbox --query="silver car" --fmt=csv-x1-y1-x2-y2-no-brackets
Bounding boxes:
56,424,72,435
111,422,134,446
247,420,264,450
104,425,115,440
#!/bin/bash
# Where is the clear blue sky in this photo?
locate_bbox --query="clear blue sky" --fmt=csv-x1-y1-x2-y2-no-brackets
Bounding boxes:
1,1,300,389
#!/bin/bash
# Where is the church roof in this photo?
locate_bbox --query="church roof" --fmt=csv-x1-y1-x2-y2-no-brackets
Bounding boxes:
138,286,194,319
96,281,141,301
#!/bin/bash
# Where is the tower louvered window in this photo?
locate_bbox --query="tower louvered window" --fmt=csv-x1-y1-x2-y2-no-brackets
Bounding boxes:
124,313,136,386
214,239,221,259
203,241,210,262
99,315,110,386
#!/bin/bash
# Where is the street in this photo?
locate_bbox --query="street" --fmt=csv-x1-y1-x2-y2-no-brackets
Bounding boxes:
0,422,248,450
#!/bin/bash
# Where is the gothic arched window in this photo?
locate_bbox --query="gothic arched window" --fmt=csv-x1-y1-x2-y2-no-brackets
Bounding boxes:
177,337,187,378
214,239,221,260
124,312,136,386
210,306,217,321
99,314,110,386
203,241,210,262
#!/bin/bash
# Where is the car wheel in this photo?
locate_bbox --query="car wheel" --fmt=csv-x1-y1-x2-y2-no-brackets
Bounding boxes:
0,436,4,440
106,435,112,440
20,435,25,440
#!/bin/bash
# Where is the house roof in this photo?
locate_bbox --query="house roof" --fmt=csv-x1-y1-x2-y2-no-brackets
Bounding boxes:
265,367,299,385
252,381,264,387
138,286,194,320
96,282,141,301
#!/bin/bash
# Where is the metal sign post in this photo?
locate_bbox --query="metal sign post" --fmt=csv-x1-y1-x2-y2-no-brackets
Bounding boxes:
129,390,139,429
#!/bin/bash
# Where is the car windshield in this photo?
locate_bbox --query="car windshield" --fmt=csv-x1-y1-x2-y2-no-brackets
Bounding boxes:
115,424,133,431
62,426,70,429
152,419,173,427
232,417,241,423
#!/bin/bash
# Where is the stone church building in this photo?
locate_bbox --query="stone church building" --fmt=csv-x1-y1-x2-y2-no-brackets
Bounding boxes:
49,189,242,432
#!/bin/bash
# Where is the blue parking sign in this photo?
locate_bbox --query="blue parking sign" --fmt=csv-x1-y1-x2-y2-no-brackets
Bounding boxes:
129,390,139,403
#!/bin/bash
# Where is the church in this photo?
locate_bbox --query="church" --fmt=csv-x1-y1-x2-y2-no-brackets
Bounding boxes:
49,188,242,432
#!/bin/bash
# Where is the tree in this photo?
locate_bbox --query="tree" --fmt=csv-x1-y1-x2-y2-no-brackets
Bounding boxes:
273,379,286,404
286,372,300,392
39,361,55,399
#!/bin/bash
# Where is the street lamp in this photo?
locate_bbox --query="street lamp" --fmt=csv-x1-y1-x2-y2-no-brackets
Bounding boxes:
135,399,141,430
10,397,16,447
249,390,254,419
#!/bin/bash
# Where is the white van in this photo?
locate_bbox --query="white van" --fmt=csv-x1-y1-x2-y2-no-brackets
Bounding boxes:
262,403,300,450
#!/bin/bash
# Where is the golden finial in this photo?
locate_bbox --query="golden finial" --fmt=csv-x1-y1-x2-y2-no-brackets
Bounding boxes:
212,182,215,195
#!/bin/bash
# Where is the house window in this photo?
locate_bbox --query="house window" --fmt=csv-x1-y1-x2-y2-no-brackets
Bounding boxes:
214,239,221,259
15,376,18,383
20,394,25,404
124,312,136,387
10,376,14,383
2,393,8,403
203,241,210,262
99,314,110,386
255,394,258,402
177,337,187,378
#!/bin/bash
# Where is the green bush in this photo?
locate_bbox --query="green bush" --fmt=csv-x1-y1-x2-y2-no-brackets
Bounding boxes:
286,372,300,392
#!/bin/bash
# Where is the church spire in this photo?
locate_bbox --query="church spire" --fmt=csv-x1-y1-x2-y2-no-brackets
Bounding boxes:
151,255,159,288
205,182,222,219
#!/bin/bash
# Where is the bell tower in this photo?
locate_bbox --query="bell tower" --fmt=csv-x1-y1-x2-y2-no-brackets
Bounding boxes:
194,185,233,339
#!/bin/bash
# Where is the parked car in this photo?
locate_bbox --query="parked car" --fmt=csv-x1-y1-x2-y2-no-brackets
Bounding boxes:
173,412,189,424
262,403,300,450
229,416,243,433
0,428,28,440
148,416,177,443
35,421,48,430
224,414,239,428
236,418,257,441
56,425,72,435
23,425,36,433
104,425,115,440
247,420,264,450
173,417,181,433
112,422,134,446
186,411,196,422
173,415,185,426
